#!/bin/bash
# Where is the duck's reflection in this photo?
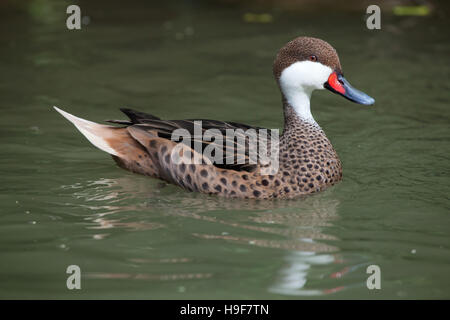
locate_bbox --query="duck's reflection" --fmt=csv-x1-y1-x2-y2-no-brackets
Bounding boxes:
62,176,361,295
152,193,351,296
269,251,344,296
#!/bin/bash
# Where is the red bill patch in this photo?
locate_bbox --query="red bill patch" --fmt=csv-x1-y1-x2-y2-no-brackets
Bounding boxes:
327,72,345,94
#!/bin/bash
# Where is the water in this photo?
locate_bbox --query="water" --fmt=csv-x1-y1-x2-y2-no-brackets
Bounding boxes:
0,0,449,299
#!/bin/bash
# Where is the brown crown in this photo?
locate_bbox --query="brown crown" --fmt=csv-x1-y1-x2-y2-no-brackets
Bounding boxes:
273,36,342,81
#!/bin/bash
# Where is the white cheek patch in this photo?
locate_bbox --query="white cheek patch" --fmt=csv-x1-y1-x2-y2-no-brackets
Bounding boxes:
279,61,333,125
279,61,333,91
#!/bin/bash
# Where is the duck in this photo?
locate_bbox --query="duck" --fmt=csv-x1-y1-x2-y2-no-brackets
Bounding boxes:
54,36,374,199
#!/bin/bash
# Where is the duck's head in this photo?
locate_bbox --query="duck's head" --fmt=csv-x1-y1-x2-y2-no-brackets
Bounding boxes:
273,37,375,109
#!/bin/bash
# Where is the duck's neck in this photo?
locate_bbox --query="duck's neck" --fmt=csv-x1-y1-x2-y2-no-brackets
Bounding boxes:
286,90,315,122
282,90,320,133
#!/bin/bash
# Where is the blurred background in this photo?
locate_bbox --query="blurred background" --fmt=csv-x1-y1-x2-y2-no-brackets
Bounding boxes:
0,0,449,299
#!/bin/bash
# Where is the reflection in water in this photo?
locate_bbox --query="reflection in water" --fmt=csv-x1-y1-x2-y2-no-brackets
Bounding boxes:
60,176,366,295
270,251,338,296
85,272,213,281
61,178,164,236
157,195,354,295
175,198,340,253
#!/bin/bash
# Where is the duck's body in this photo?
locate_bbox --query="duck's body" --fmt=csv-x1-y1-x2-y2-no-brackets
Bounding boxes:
55,36,373,199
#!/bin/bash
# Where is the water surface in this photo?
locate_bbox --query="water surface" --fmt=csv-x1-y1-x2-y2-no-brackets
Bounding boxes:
0,0,449,299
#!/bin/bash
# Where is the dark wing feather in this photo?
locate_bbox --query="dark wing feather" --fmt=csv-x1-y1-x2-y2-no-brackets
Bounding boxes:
120,108,161,122
106,108,161,125
110,109,273,172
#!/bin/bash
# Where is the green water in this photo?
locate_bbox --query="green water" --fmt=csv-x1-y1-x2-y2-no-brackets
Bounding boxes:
1,1,449,299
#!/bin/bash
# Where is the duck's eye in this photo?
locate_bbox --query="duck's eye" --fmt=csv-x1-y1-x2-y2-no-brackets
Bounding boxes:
308,55,318,62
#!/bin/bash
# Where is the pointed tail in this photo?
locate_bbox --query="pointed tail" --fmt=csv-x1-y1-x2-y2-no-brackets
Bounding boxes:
54,106,160,177
54,106,124,156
